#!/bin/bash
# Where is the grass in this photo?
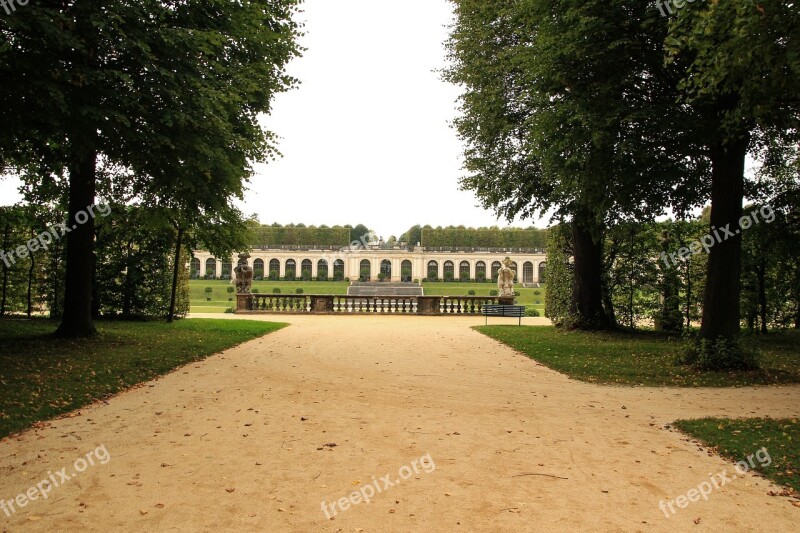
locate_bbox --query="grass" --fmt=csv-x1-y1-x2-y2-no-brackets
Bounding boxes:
673,418,800,493
0,318,287,439
475,326,800,387
189,280,546,313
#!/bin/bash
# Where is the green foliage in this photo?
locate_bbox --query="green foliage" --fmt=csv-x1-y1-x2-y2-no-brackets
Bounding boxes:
295,288,304,295
301,269,311,281
544,225,574,326
421,226,547,249
525,307,540,317
269,270,279,281
249,225,351,246
468,290,476,296
273,288,281,294
0,0,304,336
679,335,760,371
204,287,214,294
489,289,498,297
0,319,287,438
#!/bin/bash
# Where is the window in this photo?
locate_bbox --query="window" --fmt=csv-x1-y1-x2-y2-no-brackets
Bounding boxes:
443,261,455,281
459,261,470,280
190,258,201,279
317,259,328,279
401,260,412,282
523,262,534,283
359,259,371,281
475,261,486,280
427,260,439,280
491,261,501,281
333,260,345,280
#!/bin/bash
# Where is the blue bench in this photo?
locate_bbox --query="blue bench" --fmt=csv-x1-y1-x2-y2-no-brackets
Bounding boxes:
481,304,526,326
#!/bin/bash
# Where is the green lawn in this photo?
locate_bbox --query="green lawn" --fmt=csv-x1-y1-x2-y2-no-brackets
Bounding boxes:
0,318,286,439
673,418,800,493
475,326,800,387
188,280,546,313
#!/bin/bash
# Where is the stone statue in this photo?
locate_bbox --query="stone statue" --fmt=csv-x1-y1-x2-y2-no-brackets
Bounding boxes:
497,257,515,297
233,253,254,294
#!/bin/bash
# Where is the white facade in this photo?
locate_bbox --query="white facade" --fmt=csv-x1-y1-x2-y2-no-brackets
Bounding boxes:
192,247,547,284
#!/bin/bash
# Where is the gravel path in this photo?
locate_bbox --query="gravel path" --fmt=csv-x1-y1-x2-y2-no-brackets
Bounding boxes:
1,315,798,532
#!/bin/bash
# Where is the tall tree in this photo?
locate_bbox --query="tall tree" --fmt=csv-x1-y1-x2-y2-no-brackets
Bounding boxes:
445,0,700,329
0,1,302,337
666,1,800,364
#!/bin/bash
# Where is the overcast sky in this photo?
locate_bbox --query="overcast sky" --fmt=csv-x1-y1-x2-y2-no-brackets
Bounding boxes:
0,0,542,239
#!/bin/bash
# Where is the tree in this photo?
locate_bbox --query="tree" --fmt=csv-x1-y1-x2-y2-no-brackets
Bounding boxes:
0,1,302,337
666,1,800,364
350,224,372,243
445,0,699,329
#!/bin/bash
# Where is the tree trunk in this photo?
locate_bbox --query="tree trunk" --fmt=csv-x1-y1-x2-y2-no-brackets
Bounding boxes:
757,257,767,334
167,226,184,323
26,241,34,318
55,147,97,338
1,223,9,317
699,135,749,344
570,215,611,330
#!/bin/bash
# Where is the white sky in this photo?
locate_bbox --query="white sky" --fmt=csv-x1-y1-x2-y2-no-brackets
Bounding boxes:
0,0,543,238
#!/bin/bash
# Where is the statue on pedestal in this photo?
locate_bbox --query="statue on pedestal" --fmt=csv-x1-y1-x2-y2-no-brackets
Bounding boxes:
233,253,254,294
497,257,515,297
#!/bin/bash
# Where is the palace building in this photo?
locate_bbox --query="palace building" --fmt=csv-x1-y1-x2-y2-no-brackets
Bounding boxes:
191,245,547,285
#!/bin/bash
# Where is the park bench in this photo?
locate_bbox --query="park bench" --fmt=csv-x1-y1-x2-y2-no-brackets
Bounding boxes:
481,304,526,326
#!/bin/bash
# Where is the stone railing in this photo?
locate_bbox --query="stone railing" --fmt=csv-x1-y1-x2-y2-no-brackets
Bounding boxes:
237,294,504,315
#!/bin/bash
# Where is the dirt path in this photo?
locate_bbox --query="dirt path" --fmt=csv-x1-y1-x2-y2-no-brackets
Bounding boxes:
1,315,798,532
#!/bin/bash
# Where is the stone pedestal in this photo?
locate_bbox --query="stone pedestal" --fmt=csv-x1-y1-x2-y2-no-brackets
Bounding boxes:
236,293,253,312
416,296,442,315
311,295,335,314
499,296,515,305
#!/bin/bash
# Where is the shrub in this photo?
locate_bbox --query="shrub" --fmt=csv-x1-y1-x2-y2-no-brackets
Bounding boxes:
514,291,521,296
378,272,386,281
317,272,328,282
301,269,311,281
204,287,213,301
296,288,304,294
468,290,476,296
269,270,279,281
489,289,498,296
476,272,486,283
459,273,470,282
224,307,235,314
413,279,420,284
273,288,281,294
254,269,264,280
226,286,235,301
444,272,454,282
284,270,295,281
678,336,760,371
525,307,540,317
360,269,370,282
252,287,260,294
345,277,350,282
533,290,541,295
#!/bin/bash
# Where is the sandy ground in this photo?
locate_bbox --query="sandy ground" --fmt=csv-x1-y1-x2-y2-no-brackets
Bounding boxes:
1,315,798,532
